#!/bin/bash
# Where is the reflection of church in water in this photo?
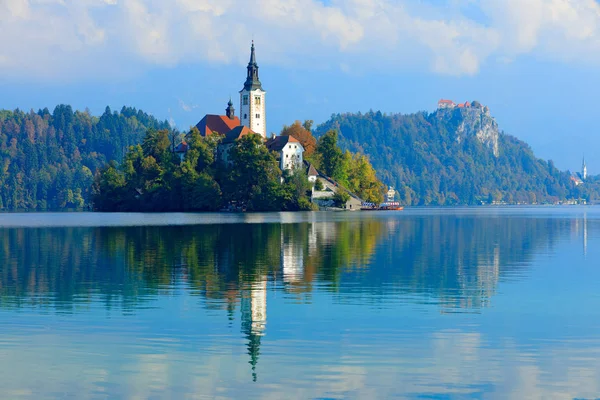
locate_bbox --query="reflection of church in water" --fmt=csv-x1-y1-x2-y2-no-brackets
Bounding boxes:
240,279,267,382
238,221,337,381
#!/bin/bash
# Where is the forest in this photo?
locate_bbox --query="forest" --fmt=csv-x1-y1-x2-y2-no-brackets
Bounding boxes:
315,110,600,205
0,106,170,210
93,122,383,212
2,104,598,210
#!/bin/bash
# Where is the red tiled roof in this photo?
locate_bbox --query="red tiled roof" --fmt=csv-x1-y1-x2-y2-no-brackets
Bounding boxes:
196,114,241,137
222,125,255,144
265,135,301,152
174,142,188,153
438,99,454,104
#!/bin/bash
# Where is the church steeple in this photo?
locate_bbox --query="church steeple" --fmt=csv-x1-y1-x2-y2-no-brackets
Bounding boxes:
583,156,588,180
244,41,263,91
239,41,267,138
225,98,235,120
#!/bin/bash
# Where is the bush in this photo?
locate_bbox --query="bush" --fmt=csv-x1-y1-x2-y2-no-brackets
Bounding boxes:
332,190,350,208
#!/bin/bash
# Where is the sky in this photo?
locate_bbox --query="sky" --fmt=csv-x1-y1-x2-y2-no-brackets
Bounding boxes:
0,0,599,173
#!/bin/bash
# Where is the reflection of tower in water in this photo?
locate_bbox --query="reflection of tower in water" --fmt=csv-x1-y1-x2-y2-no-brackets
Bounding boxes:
282,229,305,283
240,279,267,382
445,245,501,311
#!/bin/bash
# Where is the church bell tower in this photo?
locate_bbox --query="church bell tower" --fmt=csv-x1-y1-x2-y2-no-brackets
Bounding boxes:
240,41,266,139
583,157,588,181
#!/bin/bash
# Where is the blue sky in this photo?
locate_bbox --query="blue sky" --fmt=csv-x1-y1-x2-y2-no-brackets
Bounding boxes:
0,0,599,173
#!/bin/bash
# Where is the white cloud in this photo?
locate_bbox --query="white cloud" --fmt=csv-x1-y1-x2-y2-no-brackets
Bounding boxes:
2,0,600,79
178,98,198,112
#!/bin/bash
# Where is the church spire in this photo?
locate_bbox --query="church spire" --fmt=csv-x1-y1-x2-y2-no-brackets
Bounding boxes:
244,41,263,91
249,40,256,66
226,97,235,120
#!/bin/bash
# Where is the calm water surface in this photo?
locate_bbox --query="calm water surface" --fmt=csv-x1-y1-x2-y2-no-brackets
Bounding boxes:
1,207,599,399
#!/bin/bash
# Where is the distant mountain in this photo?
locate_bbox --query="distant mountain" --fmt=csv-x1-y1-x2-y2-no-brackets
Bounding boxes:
0,106,170,210
315,104,599,205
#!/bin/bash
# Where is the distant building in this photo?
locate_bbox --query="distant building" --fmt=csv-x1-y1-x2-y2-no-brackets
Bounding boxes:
217,125,256,165
386,187,396,202
582,157,588,181
195,100,240,137
174,141,188,162
438,99,486,111
571,175,583,186
266,135,304,171
438,99,456,109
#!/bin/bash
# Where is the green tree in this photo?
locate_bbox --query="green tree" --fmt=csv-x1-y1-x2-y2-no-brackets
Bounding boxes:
223,134,283,211
316,130,345,181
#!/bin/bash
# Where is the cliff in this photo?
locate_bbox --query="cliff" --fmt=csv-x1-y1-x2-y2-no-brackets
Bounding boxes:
315,106,598,206
435,105,499,157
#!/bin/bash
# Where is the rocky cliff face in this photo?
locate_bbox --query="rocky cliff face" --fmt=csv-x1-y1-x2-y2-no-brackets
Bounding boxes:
435,105,499,157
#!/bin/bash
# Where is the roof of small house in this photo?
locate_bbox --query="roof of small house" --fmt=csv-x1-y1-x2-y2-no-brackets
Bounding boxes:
265,135,303,152
174,142,188,153
307,163,319,177
196,114,241,137
303,160,320,177
221,125,255,144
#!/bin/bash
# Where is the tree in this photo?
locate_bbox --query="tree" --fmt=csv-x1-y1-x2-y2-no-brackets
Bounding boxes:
281,120,317,157
316,130,345,181
281,166,314,211
224,134,283,211
0,105,170,210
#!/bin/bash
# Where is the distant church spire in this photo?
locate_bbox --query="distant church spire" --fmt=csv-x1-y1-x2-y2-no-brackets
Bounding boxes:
244,41,263,91
226,98,235,120
582,155,588,180
239,41,267,138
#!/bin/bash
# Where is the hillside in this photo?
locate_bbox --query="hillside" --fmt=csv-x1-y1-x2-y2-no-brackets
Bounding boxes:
0,106,170,210
315,104,599,205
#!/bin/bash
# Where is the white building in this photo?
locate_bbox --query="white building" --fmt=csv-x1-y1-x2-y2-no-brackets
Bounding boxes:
583,157,588,181
438,99,456,109
265,135,304,171
240,41,267,139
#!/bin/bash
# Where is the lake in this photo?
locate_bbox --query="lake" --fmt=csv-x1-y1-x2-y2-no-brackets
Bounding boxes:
0,207,599,399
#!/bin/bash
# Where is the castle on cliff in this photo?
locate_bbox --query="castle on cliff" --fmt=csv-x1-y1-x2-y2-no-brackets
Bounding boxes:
438,99,490,114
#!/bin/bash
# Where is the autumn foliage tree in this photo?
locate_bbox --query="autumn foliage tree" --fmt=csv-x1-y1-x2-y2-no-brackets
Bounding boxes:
280,120,317,157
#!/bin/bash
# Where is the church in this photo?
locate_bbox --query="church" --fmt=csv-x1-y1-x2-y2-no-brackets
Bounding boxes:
175,42,304,171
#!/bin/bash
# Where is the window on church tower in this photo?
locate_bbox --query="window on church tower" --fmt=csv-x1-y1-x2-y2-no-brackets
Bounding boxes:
256,114,260,119
243,95,248,105
255,96,261,105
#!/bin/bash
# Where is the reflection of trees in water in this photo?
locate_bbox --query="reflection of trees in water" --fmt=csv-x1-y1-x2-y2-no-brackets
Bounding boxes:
0,220,384,311
1,216,593,310
341,216,579,311
0,215,593,381
0,216,592,312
